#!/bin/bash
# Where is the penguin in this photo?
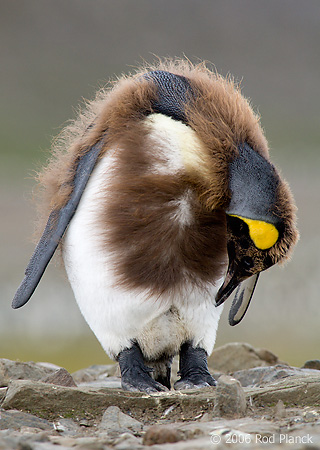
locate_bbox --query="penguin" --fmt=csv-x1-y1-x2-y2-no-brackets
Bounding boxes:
12,60,299,393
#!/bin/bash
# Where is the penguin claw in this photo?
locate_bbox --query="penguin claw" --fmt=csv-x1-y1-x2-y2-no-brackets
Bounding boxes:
174,373,216,390
121,370,169,393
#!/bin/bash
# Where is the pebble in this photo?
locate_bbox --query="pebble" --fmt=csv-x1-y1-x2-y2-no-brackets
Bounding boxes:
114,433,143,450
213,374,247,418
98,406,143,436
41,368,77,388
274,399,286,419
143,425,184,445
302,359,320,371
53,418,83,436
72,364,118,384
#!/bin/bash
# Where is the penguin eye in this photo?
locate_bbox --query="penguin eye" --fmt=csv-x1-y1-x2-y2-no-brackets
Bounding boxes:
242,256,254,270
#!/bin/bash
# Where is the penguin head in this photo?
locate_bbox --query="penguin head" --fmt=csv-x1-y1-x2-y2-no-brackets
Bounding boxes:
214,142,298,322
216,214,279,306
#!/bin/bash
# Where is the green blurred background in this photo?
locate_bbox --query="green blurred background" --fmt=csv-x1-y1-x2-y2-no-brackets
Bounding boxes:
1,0,319,372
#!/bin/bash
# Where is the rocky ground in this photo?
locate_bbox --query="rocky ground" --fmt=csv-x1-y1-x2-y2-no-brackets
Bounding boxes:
1,342,320,450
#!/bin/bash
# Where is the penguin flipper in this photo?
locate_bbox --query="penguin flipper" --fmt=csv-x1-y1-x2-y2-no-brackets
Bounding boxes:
228,273,259,326
12,139,104,309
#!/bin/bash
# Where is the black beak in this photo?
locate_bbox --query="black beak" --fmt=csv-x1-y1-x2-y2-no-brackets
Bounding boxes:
215,259,246,306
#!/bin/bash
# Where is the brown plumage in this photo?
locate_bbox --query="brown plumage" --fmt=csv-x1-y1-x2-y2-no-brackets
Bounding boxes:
37,60,266,220
14,59,298,393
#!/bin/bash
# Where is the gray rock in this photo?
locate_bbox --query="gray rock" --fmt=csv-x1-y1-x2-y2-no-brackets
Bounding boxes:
70,436,113,449
98,406,143,436
0,430,51,450
0,409,53,431
274,399,286,419
233,364,320,387
213,375,246,418
0,359,57,387
53,418,83,436
72,365,118,384
209,342,280,373
72,363,121,389
144,420,225,443
246,373,320,407
52,434,107,448
181,417,260,434
1,380,123,422
3,372,320,426
232,420,280,436
1,380,217,423
149,435,214,450
302,359,320,370
41,368,77,388
78,377,122,389
114,433,143,450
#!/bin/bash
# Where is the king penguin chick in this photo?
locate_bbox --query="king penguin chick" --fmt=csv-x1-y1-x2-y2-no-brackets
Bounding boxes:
12,60,299,393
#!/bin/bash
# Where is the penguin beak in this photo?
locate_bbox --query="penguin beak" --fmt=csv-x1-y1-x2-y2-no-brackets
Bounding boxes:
215,259,260,325
215,259,246,306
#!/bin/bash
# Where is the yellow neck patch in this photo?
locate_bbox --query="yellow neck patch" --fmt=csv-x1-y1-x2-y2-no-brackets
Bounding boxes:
230,215,279,250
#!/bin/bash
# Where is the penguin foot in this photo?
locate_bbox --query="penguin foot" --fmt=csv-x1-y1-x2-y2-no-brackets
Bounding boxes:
174,341,216,390
174,371,216,390
118,343,169,393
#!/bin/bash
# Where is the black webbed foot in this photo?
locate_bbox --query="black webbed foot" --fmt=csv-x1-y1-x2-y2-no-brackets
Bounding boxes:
174,341,216,390
118,343,168,393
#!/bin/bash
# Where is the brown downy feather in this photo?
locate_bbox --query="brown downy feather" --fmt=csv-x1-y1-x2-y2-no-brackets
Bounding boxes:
97,118,228,295
36,60,268,227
